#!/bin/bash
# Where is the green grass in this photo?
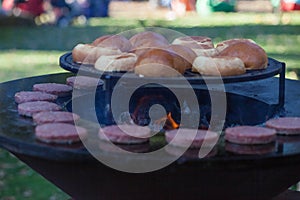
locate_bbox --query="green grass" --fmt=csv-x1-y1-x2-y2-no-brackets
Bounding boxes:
0,150,69,200
0,50,65,82
0,11,300,199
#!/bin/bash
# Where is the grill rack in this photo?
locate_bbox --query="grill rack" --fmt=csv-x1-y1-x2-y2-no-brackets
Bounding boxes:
59,52,286,108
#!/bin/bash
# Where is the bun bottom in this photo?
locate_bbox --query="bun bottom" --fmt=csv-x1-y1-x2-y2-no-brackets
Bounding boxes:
192,56,246,76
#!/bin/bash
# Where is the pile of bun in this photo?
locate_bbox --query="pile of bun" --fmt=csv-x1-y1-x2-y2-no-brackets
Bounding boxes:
72,31,268,77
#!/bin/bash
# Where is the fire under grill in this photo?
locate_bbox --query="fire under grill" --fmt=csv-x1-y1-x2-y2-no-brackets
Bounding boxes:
70,86,284,131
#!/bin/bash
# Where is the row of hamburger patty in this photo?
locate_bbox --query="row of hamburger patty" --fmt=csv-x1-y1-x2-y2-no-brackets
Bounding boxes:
72,31,269,77
13,75,300,156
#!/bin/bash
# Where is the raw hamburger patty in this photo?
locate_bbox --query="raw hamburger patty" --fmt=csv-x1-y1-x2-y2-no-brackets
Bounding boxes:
224,126,276,145
265,117,300,135
98,124,151,144
32,111,80,125
18,101,61,117
33,83,72,97
14,91,57,104
66,76,104,89
35,123,88,144
165,128,219,148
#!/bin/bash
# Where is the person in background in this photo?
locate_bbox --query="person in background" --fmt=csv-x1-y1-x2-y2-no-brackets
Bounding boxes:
88,0,109,17
49,0,84,26
1,0,111,26
171,0,195,17
15,0,44,17
1,0,44,17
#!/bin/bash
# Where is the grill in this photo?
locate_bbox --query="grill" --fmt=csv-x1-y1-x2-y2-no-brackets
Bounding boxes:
60,52,285,127
0,54,300,200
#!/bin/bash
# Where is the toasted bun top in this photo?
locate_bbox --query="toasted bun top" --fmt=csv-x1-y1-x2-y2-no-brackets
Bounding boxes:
167,44,197,67
135,48,174,68
217,40,268,70
91,34,132,52
91,35,113,46
129,31,169,49
216,38,254,52
134,48,188,77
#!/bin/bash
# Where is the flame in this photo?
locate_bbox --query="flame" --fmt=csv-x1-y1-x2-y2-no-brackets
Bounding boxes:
155,112,179,130
166,112,180,129
130,94,180,129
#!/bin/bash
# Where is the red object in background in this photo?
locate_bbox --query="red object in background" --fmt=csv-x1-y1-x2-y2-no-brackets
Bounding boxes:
16,0,45,17
181,0,196,11
281,0,300,11
2,0,14,11
171,0,196,13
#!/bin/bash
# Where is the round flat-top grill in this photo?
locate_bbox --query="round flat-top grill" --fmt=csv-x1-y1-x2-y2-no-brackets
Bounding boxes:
0,55,299,199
